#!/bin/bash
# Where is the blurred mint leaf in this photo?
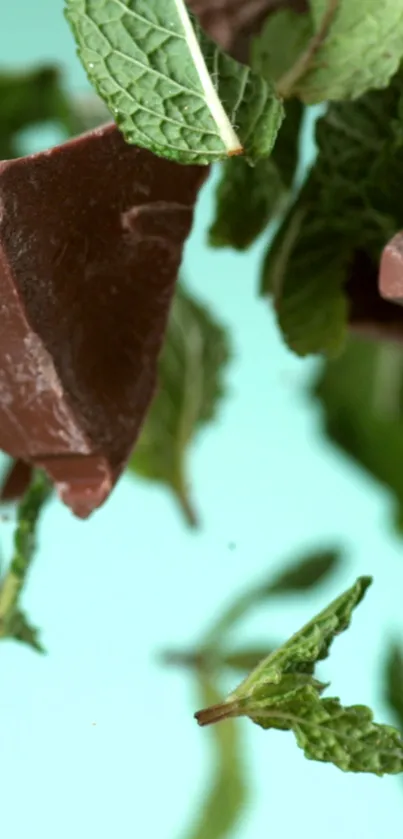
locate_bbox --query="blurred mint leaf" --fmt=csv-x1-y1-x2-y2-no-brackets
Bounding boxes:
254,1,403,103
220,646,275,674
261,70,403,356
267,549,341,595
208,99,303,250
0,65,80,158
129,285,230,527
0,470,51,652
252,8,314,89
65,0,284,165
6,609,45,654
208,156,285,250
195,578,403,775
184,673,247,839
384,643,403,733
313,338,403,531
205,547,341,645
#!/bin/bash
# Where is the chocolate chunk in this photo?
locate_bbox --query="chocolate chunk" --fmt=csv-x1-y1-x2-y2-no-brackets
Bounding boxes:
0,460,33,502
379,232,403,306
0,124,207,517
347,249,403,343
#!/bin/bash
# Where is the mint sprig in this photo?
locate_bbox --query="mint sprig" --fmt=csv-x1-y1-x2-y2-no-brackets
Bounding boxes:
195,577,403,775
65,0,284,165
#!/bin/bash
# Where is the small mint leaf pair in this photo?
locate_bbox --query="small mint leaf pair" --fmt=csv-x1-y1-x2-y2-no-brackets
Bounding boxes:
195,577,403,775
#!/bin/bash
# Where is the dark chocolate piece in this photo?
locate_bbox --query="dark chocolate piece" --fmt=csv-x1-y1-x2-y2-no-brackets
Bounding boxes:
347,249,403,343
0,460,33,502
379,232,403,306
0,124,207,517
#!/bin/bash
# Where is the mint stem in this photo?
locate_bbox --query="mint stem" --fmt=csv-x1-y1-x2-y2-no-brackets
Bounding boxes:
195,700,240,726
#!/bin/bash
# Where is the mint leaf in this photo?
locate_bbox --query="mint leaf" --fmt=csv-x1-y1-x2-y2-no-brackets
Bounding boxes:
6,609,45,654
0,470,51,651
261,71,403,356
209,99,303,250
65,0,284,165
183,673,247,839
267,549,341,595
252,8,314,89
384,643,403,733
129,285,230,526
230,576,371,694
0,65,80,158
195,578,403,775
209,156,285,250
252,691,403,775
313,338,403,531
254,1,403,103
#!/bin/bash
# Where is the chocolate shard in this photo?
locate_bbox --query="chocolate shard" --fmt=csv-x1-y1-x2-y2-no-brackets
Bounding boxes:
379,232,403,306
347,249,403,344
0,124,207,517
0,460,33,502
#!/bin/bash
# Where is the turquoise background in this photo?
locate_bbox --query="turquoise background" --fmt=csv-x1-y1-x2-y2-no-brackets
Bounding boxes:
1,2,403,837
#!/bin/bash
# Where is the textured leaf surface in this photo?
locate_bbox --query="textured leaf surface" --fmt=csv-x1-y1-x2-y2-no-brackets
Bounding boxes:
254,1,403,103
195,578,403,775
230,576,371,696
261,71,403,356
65,0,283,164
252,691,403,775
184,674,247,839
384,643,403,733
313,339,403,531
209,99,303,250
129,285,230,526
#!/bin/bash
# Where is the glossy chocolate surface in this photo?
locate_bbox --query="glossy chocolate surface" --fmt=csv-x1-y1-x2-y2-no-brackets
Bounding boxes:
0,124,206,516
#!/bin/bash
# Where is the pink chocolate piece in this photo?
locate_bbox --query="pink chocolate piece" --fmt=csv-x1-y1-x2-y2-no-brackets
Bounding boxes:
0,123,207,517
379,232,403,305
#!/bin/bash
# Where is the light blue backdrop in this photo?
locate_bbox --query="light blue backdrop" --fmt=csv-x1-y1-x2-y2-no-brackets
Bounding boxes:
1,3,403,838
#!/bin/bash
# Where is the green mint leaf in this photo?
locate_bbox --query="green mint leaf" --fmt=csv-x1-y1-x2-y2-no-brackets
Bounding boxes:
252,8,314,90
261,71,403,356
0,470,51,651
208,99,303,250
65,0,284,165
253,692,403,775
196,579,403,775
229,576,371,695
0,65,80,158
6,609,45,654
313,338,403,532
384,643,403,733
266,549,341,595
208,156,285,250
129,284,230,526
254,1,403,103
184,673,247,839
261,196,349,357
204,547,341,645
